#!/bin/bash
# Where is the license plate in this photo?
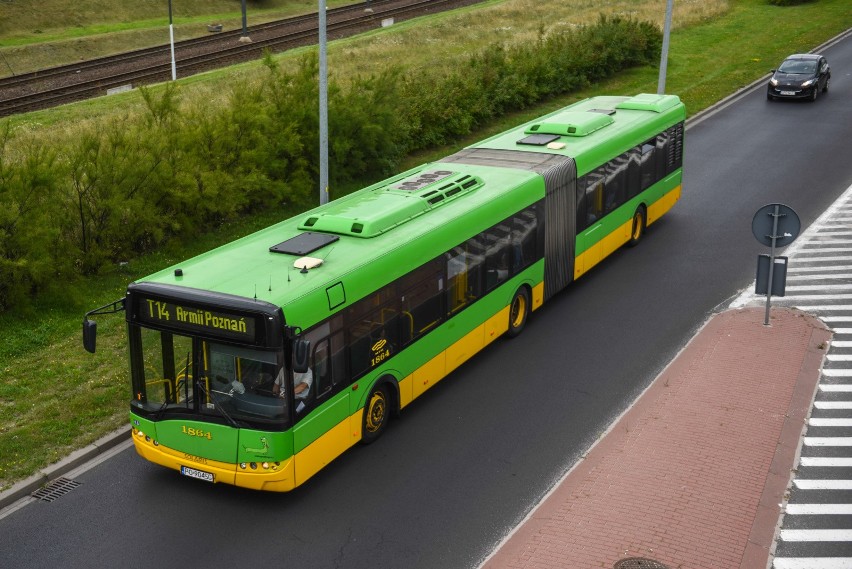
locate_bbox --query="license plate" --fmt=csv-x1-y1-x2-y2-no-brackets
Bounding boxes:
181,465,214,483
780,91,796,95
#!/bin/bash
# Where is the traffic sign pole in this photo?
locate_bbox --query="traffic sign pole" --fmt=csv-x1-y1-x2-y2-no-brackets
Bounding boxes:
752,203,800,326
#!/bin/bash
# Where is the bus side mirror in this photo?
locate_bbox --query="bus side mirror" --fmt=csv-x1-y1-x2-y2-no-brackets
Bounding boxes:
83,319,98,353
292,339,310,373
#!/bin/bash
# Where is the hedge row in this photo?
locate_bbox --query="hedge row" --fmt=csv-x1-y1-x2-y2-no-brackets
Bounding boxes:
0,15,661,312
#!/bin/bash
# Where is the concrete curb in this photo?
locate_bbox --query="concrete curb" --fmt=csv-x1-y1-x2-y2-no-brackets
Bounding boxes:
0,427,128,511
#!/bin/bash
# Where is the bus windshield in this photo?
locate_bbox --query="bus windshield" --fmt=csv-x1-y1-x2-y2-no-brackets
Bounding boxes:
130,326,290,427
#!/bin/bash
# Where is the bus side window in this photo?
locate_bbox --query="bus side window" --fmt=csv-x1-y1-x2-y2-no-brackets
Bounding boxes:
626,146,642,199
639,140,656,190
605,154,628,213
311,337,332,400
483,224,512,291
512,208,538,272
445,243,484,315
345,286,401,379
399,258,444,346
584,167,606,226
656,132,669,180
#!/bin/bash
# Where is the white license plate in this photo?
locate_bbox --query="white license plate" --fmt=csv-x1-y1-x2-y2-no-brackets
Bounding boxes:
181,465,214,483
780,91,796,95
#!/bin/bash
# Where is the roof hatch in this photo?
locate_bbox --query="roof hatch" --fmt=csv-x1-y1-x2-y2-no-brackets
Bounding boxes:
298,170,483,238
521,110,614,140
615,93,681,112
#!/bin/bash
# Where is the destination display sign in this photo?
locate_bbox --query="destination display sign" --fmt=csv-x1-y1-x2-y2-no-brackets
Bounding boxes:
135,297,258,342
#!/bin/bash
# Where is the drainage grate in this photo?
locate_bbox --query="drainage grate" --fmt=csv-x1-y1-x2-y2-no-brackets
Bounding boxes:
614,559,671,569
31,477,81,502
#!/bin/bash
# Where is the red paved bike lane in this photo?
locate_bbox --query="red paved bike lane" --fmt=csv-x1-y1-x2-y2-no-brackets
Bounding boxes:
481,307,831,569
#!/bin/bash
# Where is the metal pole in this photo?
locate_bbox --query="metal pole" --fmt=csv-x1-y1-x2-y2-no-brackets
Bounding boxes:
319,0,329,205
240,0,250,40
657,0,673,94
763,205,780,326
168,0,177,80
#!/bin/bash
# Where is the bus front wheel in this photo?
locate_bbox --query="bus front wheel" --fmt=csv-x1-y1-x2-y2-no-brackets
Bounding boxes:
506,287,530,338
361,384,390,444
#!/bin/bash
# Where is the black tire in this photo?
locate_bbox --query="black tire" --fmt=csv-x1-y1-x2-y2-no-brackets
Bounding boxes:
506,287,531,339
361,384,390,444
767,92,774,101
823,76,830,93
626,206,647,248
810,87,818,102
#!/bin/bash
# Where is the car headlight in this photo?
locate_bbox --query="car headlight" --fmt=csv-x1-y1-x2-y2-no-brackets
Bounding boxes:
801,79,815,87
769,78,778,87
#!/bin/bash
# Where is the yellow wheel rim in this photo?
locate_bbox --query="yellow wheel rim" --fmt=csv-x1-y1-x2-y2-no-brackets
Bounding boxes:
365,390,387,433
510,294,527,330
632,211,643,241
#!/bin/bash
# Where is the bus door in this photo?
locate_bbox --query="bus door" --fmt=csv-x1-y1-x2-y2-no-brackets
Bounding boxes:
291,323,352,486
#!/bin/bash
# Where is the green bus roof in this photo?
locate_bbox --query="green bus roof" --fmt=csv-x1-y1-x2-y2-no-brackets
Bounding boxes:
139,94,684,330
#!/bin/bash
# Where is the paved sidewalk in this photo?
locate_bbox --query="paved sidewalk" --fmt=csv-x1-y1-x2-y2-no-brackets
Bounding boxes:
481,306,831,569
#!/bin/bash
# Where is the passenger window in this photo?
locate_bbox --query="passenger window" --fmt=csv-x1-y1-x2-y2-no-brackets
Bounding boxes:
583,167,606,226
639,140,656,190
605,154,628,213
399,258,445,345
483,224,512,291
512,209,538,272
446,243,484,314
346,286,401,379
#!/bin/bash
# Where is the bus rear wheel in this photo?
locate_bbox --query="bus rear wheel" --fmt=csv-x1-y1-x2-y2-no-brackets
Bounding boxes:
627,206,646,247
506,287,530,338
361,384,390,444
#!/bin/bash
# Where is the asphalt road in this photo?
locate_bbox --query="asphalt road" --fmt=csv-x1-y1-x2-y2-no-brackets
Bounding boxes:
2,32,851,569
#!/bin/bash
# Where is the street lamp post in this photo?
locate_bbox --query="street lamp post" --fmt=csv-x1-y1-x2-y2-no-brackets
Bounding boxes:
657,0,673,94
168,0,177,80
240,0,251,42
319,0,329,205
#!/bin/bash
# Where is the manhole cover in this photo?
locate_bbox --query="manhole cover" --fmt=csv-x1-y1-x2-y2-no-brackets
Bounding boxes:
614,559,671,569
31,477,81,502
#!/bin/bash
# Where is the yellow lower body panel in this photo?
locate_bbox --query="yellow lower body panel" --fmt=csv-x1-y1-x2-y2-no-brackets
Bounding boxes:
132,428,297,491
575,185,681,280
648,184,681,225
294,418,356,487
399,304,513,407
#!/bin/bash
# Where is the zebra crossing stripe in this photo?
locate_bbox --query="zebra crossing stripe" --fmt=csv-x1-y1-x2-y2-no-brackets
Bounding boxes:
820,384,852,391
808,418,852,427
799,457,852,467
804,438,852,447
814,401,852,409
774,558,852,569
823,370,852,377
786,504,852,514
779,529,852,541
793,479,852,490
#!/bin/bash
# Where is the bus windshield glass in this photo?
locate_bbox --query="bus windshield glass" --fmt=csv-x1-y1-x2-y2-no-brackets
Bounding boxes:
130,326,289,427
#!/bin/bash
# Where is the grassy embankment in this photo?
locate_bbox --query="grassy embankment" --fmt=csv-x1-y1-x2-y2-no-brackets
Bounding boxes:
0,0,850,490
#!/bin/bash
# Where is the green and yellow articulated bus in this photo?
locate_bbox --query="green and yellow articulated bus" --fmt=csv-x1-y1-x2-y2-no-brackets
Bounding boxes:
84,93,685,491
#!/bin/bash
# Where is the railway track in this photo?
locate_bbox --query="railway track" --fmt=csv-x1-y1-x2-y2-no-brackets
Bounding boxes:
0,0,484,117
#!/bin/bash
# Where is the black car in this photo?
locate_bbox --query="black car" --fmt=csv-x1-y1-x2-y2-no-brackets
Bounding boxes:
767,53,830,101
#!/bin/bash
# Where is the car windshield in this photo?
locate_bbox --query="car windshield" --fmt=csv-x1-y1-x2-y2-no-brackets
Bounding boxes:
778,60,816,74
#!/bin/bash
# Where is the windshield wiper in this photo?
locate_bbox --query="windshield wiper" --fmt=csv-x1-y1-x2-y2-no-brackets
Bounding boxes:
195,378,241,429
